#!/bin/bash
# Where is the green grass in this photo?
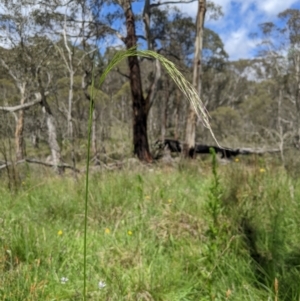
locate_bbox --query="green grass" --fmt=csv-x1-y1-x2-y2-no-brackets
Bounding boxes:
1,159,300,300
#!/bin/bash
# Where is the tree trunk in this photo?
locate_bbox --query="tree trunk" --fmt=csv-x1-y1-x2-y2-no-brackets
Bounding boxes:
184,0,206,157
174,89,181,140
14,87,26,161
37,93,62,173
161,79,170,141
122,0,152,162
81,67,100,164
46,112,62,171
15,108,25,161
294,52,300,149
92,109,98,161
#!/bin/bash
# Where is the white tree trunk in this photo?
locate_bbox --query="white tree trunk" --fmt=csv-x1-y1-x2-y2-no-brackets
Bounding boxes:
15,93,26,161
35,92,62,173
184,0,206,157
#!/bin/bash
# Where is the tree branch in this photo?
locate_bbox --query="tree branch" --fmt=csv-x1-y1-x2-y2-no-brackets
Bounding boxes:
150,0,197,8
0,158,80,172
116,67,130,79
0,98,42,113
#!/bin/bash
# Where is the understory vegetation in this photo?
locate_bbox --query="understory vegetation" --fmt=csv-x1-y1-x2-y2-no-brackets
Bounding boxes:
1,155,300,301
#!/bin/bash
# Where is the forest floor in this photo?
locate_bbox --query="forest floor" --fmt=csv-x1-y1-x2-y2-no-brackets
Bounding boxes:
1,155,300,301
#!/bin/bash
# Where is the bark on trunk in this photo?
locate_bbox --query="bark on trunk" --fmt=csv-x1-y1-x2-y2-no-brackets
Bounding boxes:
46,112,62,170
294,53,300,149
82,70,99,161
14,87,26,161
92,109,98,161
122,0,152,162
15,108,25,161
277,89,285,162
184,0,206,157
161,79,170,141
174,90,181,140
37,93,62,173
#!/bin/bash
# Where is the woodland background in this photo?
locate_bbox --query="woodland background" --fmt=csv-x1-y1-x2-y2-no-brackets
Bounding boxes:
2,2,300,300
1,1,300,171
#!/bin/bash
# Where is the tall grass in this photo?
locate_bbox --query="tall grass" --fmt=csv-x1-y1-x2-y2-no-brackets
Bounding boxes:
1,160,300,300
82,47,214,300
1,49,300,300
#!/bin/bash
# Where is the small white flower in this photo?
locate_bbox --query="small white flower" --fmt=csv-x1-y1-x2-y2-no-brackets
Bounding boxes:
60,277,69,284
98,281,106,289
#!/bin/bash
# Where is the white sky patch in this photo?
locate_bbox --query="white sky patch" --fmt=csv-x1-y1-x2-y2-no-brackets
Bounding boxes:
1,0,299,61
222,28,258,60
170,0,300,60
0,0,99,49
99,34,124,54
256,0,299,16
211,0,235,15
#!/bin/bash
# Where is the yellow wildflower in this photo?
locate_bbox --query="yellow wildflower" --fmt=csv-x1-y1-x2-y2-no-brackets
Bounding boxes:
226,288,232,299
57,230,63,236
127,230,133,236
145,196,150,200
105,228,110,234
259,168,266,173
168,199,172,203
235,158,239,162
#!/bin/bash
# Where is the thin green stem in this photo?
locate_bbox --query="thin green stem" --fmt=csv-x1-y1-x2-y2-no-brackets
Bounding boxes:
81,47,215,299
83,64,95,300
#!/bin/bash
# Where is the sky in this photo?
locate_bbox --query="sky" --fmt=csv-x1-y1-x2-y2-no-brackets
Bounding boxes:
1,0,300,61
144,0,300,61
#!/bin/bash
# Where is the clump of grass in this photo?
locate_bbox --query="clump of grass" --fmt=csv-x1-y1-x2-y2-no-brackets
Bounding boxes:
1,161,300,300
221,162,300,300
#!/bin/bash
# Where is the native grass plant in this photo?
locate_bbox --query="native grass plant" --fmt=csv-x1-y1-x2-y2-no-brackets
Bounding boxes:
220,161,300,301
1,163,300,300
82,47,216,299
2,49,300,301
198,148,235,300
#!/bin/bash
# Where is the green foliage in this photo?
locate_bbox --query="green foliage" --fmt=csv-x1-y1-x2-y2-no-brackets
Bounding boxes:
97,48,214,141
238,80,274,127
222,161,300,300
0,79,19,105
1,163,300,300
210,106,241,141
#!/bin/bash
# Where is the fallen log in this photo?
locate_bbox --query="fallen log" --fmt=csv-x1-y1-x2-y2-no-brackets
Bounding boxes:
0,158,80,173
155,139,281,159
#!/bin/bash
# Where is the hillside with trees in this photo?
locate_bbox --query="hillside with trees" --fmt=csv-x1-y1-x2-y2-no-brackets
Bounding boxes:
0,1,299,171
2,1,300,301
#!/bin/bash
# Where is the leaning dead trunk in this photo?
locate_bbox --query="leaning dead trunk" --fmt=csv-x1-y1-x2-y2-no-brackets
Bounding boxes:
36,92,62,173
46,112,61,171
184,0,206,157
81,69,99,162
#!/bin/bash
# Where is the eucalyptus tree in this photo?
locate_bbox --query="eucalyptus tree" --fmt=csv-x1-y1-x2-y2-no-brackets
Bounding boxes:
279,9,300,149
22,0,108,163
183,0,227,157
254,9,300,154
0,0,39,160
102,0,159,162
88,0,218,162
0,1,63,170
183,0,206,157
50,0,223,162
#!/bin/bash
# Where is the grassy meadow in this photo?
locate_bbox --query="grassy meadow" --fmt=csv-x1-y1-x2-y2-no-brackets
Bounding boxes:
1,155,300,300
